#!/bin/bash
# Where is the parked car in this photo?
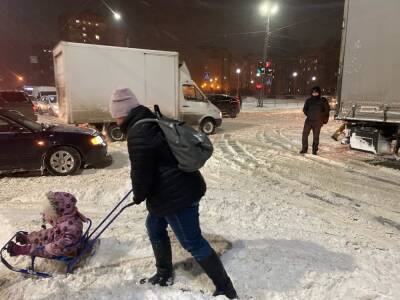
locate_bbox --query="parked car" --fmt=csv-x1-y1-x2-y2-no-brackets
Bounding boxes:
0,90,37,121
207,94,240,118
28,95,40,114
37,95,59,116
31,86,56,100
0,109,110,176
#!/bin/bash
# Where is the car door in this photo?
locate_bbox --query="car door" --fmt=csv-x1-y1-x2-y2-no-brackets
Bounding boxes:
0,117,18,170
1,117,44,170
181,84,210,125
219,95,231,114
40,97,50,113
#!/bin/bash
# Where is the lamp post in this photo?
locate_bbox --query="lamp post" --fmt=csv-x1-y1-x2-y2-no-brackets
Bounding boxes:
236,68,242,107
258,2,278,107
292,72,298,96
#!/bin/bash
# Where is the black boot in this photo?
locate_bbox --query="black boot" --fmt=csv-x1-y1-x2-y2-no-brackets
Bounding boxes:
312,146,318,155
299,149,307,154
198,251,238,299
141,240,174,286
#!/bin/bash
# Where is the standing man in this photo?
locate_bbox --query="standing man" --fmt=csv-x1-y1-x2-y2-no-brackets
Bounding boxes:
300,86,330,155
109,88,237,299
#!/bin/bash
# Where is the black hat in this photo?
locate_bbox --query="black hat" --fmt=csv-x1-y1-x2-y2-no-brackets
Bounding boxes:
311,86,321,95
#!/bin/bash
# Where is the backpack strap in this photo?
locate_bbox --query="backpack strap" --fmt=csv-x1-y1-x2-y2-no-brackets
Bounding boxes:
133,118,159,128
154,105,163,119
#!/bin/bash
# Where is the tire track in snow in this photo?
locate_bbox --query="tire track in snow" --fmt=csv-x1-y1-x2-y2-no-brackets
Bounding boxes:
216,134,400,247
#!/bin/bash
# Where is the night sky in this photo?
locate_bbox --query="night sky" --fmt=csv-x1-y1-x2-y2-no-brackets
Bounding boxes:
0,0,344,86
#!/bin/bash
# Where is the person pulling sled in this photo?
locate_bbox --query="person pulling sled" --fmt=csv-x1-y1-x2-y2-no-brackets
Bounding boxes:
109,88,238,299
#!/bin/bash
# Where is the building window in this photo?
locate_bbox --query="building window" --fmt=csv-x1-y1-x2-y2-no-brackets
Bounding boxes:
95,23,99,27
76,19,80,23
83,39,87,43
83,20,86,24
88,22,92,25
95,34,100,40
82,27,86,31
82,33,87,37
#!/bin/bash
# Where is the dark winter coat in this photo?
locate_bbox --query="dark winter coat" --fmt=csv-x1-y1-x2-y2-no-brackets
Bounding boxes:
303,96,330,124
120,105,207,216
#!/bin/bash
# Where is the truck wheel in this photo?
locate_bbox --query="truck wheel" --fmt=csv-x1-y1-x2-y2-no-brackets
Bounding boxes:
45,146,81,176
200,118,216,135
106,124,125,142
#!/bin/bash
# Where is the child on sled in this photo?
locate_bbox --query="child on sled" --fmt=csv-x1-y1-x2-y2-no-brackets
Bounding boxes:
7,192,87,258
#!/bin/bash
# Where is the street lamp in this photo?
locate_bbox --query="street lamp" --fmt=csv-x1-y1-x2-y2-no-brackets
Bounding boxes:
101,0,122,20
113,12,122,20
292,72,298,96
236,68,241,100
312,76,317,81
17,75,24,82
258,2,279,107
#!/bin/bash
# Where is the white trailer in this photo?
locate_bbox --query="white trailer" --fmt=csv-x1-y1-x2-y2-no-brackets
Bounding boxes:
53,42,222,140
336,0,400,155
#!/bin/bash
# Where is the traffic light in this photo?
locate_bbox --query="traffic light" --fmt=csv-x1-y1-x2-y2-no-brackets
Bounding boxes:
257,61,265,74
265,61,272,68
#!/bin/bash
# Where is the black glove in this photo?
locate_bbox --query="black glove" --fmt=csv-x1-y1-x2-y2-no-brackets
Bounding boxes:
134,197,144,205
127,197,142,207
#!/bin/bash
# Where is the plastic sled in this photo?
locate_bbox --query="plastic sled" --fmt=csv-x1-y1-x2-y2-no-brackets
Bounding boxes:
1,190,134,278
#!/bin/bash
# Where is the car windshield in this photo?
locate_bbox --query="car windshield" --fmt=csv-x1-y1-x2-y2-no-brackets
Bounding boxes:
48,96,57,103
3,110,42,131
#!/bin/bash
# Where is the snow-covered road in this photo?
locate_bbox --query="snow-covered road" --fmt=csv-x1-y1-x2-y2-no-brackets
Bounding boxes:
1,106,400,299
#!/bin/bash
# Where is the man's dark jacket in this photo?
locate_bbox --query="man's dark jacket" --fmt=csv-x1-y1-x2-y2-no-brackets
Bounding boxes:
303,96,330,124
120,105,206,216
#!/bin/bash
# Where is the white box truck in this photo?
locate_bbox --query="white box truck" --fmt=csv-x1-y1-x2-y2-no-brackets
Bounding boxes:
31,86,57,100
52,42,222,141
336,0,400,155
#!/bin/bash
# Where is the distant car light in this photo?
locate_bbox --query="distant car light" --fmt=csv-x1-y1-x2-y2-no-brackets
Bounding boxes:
36,140,46,147
90,135,105,146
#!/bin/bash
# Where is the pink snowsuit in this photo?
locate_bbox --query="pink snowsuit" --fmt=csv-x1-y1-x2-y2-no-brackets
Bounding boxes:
27,192,87,258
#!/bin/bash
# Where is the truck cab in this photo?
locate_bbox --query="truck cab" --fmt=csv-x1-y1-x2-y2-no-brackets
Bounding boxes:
179,64,222,134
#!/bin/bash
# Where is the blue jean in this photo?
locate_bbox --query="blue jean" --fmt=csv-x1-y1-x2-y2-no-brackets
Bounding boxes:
146,203,213,262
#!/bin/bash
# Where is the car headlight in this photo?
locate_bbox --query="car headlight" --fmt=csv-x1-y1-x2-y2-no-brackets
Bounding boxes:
219,111,222,118
90,135,105,146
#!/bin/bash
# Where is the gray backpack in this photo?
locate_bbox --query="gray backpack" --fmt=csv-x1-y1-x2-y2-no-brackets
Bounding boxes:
134,106,213,172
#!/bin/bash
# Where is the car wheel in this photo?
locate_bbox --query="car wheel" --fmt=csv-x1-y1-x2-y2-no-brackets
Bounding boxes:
200,118,216,135
106,124,125,142
45,146,81,176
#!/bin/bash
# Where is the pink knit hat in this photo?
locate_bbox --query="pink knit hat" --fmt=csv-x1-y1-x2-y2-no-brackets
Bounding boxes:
109,88,140,118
